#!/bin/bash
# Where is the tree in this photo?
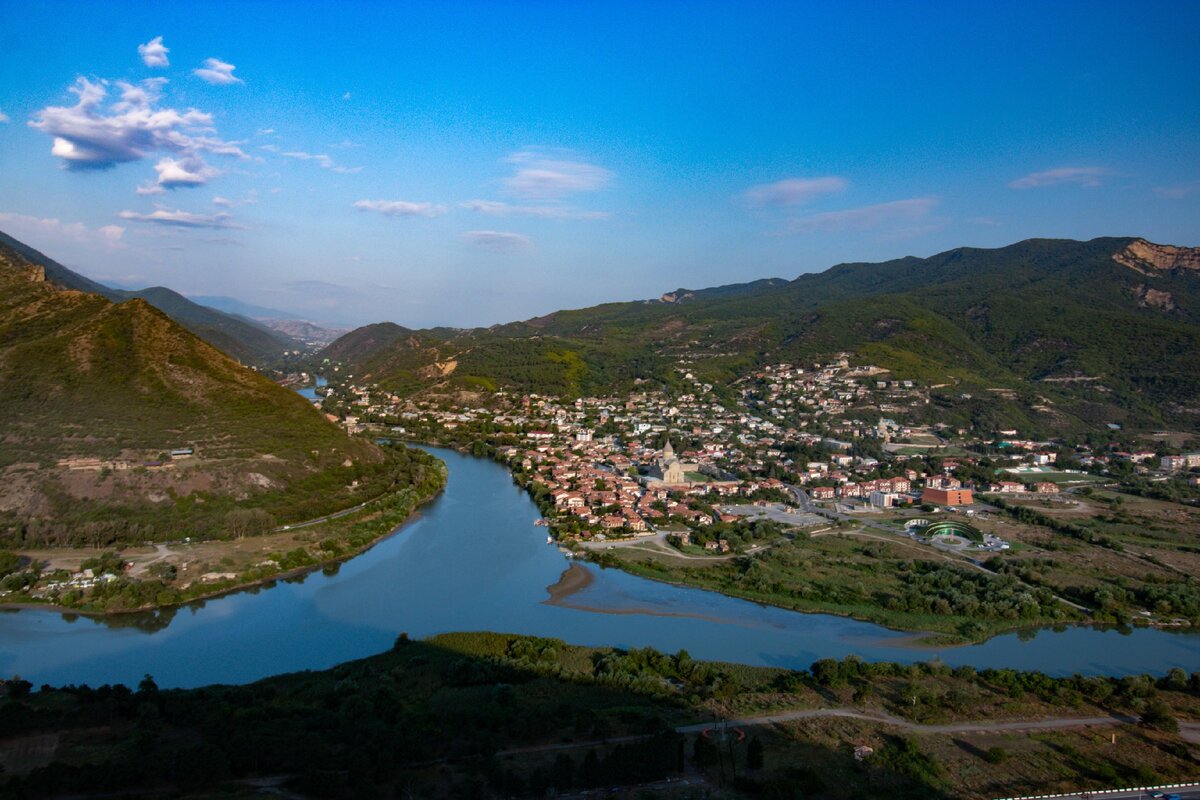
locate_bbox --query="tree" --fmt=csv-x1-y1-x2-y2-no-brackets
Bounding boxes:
692,735,719,767
1141,698,1179,732
552,753,574,790
746,736,764,770
225,508,275,539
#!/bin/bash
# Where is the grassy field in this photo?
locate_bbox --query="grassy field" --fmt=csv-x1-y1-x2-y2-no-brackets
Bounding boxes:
594,487,1200,644
594,528,1081,644
1001,468,1109,485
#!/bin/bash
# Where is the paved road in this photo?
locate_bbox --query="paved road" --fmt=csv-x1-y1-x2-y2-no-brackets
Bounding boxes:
674,707,1146,735
274,499,373,532
996,784,1200,800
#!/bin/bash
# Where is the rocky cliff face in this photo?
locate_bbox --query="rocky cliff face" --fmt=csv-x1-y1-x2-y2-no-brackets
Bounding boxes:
1113,239,1200,275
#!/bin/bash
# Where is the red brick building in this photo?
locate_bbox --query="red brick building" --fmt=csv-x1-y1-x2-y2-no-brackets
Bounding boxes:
922,487,974,506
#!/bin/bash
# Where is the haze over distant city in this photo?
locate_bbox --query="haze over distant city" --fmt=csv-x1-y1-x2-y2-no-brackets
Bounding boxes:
1,0,1198,328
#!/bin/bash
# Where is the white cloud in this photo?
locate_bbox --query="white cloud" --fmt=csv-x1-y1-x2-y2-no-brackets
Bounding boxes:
194,58,243,85
342,92,352,100
147,155,219,190
29,76,246,173
461,199,609,220
742,176,847,207
0,211,125,247
118,208,241,229
0,109,9,123
786,198,938,234
503,149,612,199
462,230,531,253
267,146,360,174
212,191,257,208
1008,166,1107,189
353,199,447,217
98,224,126,243
138,36,169,68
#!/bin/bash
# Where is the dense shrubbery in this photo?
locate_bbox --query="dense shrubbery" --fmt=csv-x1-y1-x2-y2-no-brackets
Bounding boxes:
889,562,1063,621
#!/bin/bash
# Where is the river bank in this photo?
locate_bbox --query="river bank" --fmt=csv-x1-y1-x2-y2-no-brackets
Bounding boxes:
401,433,1195,648
0,448,447,618
2,446,1198,690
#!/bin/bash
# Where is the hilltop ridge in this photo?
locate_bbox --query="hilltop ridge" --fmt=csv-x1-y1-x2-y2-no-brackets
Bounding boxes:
321,236,1200,433
0,230,301,365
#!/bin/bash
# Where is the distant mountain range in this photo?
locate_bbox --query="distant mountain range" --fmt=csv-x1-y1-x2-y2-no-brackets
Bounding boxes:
0,231,301,365
0,236,383,542
322,237,1200,435
187,295,302,321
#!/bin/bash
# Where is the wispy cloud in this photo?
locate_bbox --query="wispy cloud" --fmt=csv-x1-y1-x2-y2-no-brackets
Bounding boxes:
29,76,246,175
118,208,241,229
0,211,125,247
137,36,169,68
1153,182,1200,200
503,149,612,199
264,144,360,173
786,198,937,234
212,191,257,208
194,58,242,86
353,199,447,217
1008,166,1106,189
0,109,9,123
462,230,531,253
461,199,608,220
742,176,847,207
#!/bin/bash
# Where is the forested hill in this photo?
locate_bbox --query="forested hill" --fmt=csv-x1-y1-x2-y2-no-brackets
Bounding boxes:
0,240,386,543
323,237,1200,433
0,230,300,366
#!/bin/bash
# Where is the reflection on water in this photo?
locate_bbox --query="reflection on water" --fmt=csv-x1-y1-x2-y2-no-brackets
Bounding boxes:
0,447,1196,689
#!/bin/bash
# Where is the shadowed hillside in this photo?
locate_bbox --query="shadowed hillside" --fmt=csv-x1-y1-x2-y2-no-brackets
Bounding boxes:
2,632,1197,798
0,242,392,545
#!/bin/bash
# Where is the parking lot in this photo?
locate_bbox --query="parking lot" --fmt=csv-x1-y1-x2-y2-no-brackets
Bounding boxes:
719,503,828,529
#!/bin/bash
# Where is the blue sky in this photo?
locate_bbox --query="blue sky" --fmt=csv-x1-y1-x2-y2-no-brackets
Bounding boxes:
1,0,1198,328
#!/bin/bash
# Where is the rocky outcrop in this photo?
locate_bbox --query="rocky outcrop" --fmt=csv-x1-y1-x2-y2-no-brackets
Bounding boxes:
1113,239,1200,275
1132,283,1177,311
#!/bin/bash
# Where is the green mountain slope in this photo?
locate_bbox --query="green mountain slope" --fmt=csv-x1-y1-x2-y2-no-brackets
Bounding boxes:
0,241,389,546
0,230,300,365
324,237,1200,432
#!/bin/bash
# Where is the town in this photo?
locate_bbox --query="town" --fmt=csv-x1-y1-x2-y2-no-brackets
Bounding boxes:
306,355,1200,574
